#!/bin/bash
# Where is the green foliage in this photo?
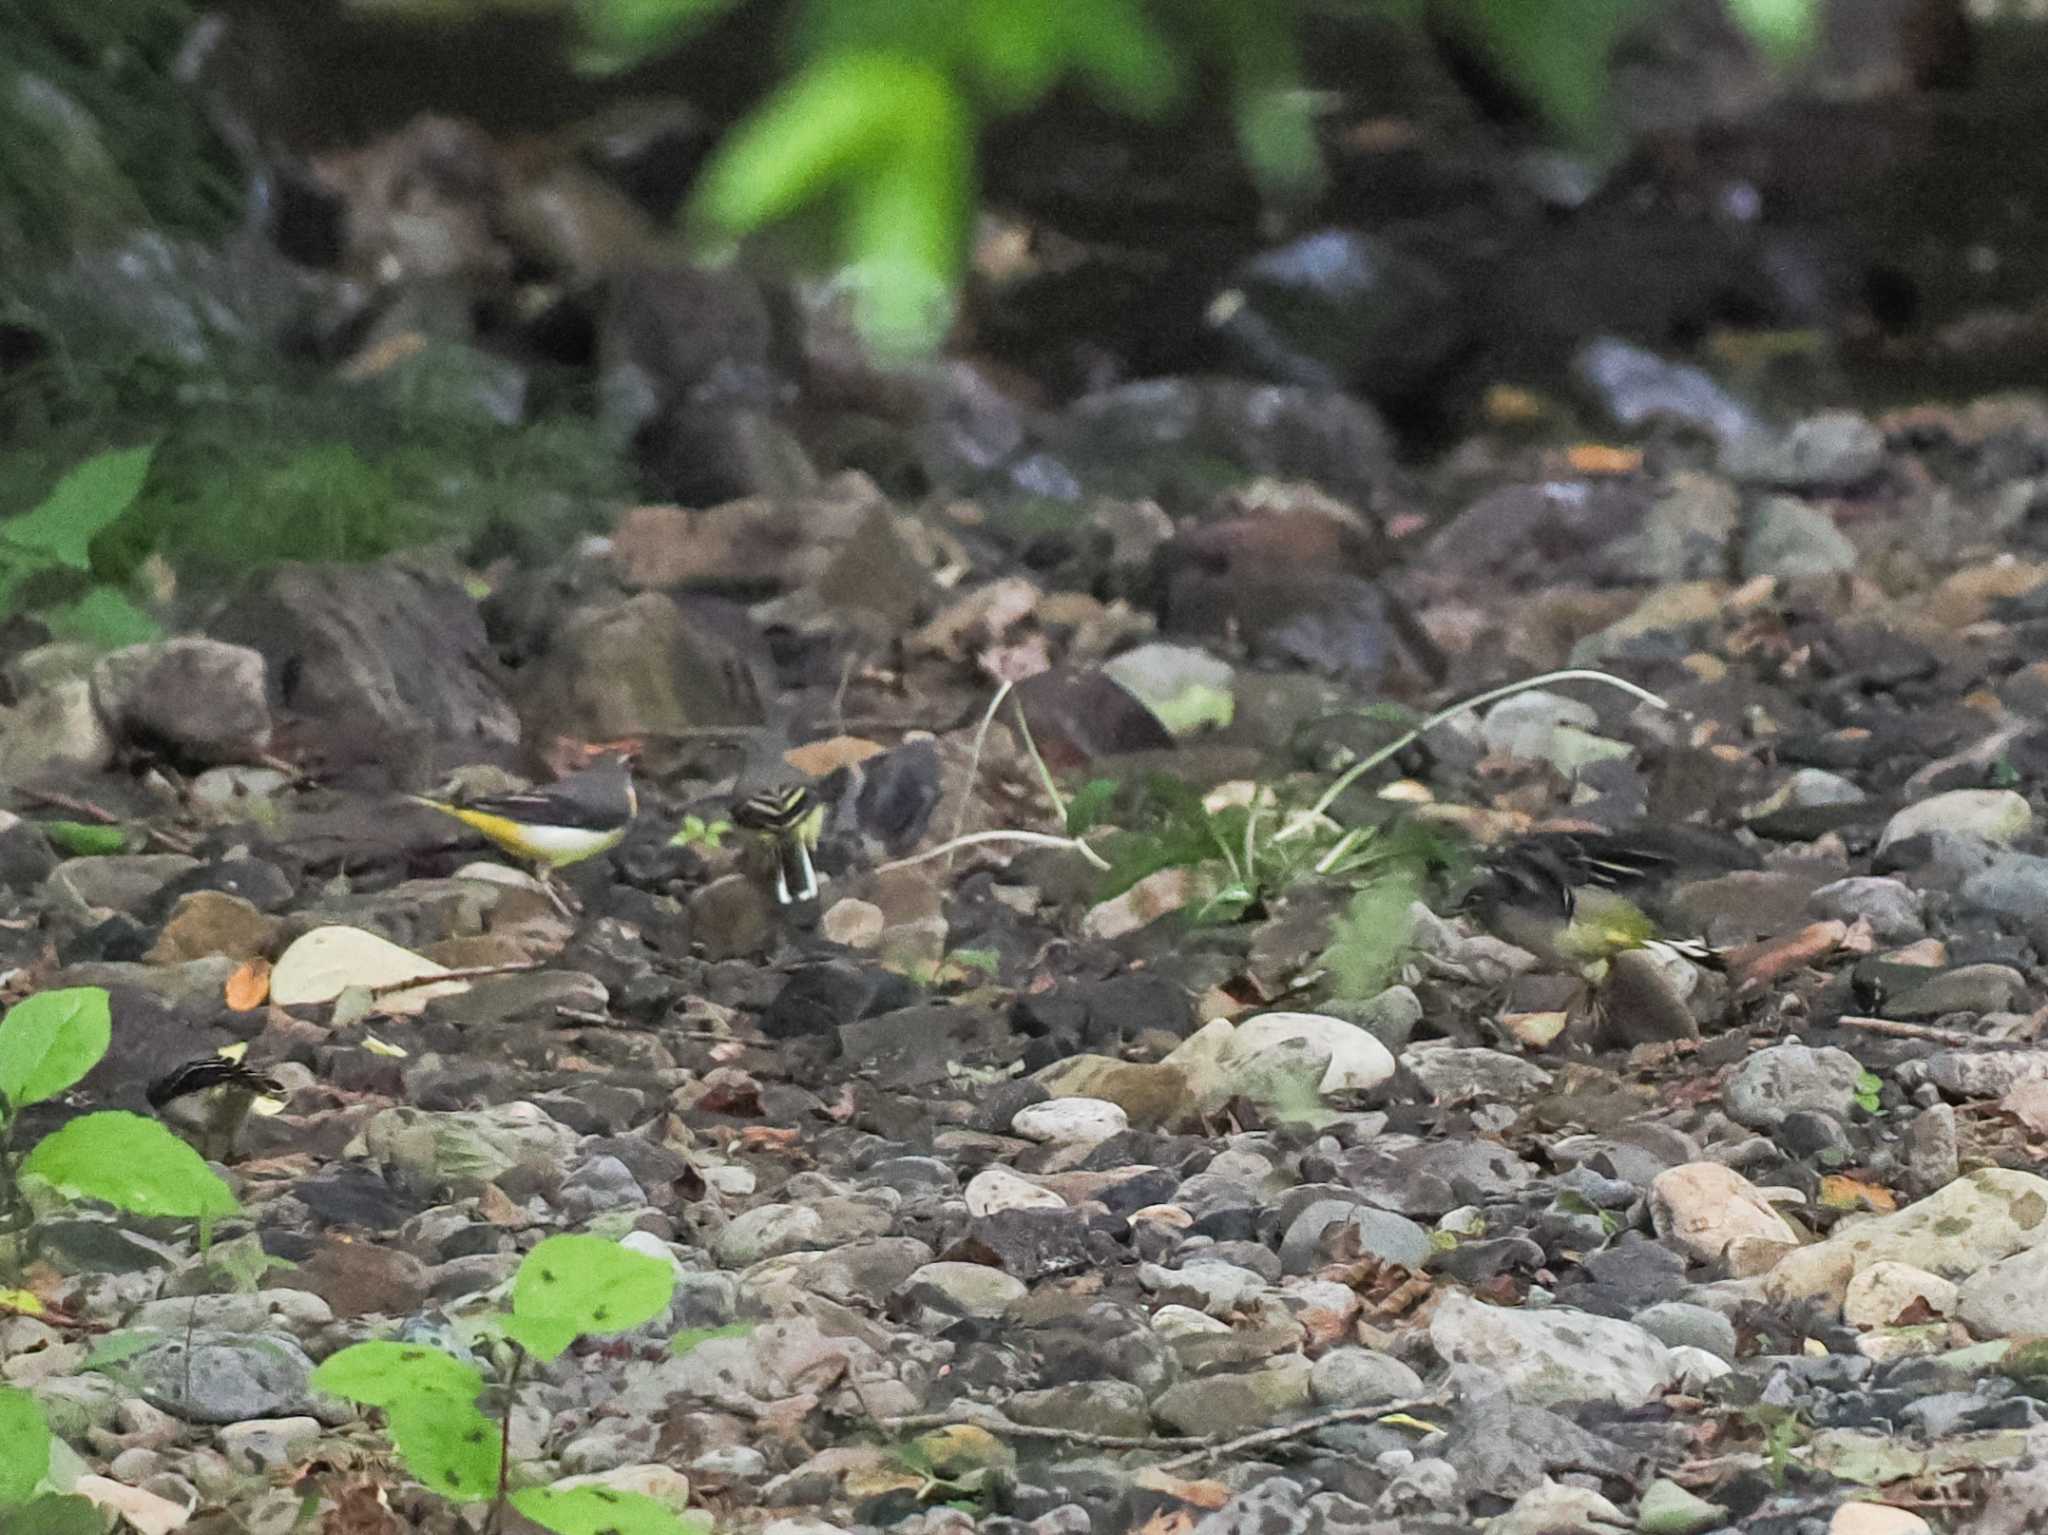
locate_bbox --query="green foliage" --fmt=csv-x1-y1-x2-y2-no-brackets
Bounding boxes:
10,1494,101,1535
1319,871,1420,1000
315,1237,681,1521
503,1235,677,1362
582,0,1819,349
0,987,241,1231
0,0,235,272
0,444,161,648
513,1485,704,1535
1853,1070,1883,1116
21,1113,240,1220
670,1322,755,1356
0,1384,52,1505
0,988,110,1116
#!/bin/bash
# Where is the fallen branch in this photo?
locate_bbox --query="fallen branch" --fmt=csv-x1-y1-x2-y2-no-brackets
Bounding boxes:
370,961,544,998
1155,1394,1452,1471
874,1403,1202,1452
14,786,198,855
1835,1015,1984,1047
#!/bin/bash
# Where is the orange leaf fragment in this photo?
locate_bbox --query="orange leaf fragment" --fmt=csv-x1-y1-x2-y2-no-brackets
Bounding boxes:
226,958,272,1011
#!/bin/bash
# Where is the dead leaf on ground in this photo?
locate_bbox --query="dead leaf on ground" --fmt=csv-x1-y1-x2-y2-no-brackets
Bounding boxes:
1820,1173,1899,1212
1726,919,1849,993
786,734,885,778
1565,443,1644,474
226,957,272,1011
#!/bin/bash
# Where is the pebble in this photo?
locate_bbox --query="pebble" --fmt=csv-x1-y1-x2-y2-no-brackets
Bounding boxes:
1011,1097,1129,1146
1828,1503,1931,1535
1741,495,1858,579
1428,1291,1671,1407
1843,1262,1958,1328
1649,1162,1799,1263
1309,1347,1424,1406
1809,876,1924,943
1724,1042,1867,1129
964,1167,1067,1217
1880,789,2032,851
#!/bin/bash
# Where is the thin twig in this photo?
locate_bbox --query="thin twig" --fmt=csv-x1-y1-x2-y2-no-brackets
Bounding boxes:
1309,668,1671,820
948,679,1014,874
1157,1394,1452,1471
875,1404,1202,1452
14,785,198,855
880,829,1113,872
487,1345,527,1535
1835,1015,1985,1046
369,961,544,998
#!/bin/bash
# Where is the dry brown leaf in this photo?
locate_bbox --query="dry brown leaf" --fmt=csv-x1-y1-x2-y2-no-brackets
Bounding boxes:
2002,1078,2048,1135
336,330,427,382
1130,1469,1233,1510
786,734,885,778
1819,1173,1898,1213
225,957,272,1011
1726,920,1849,992
1565,443,1644,474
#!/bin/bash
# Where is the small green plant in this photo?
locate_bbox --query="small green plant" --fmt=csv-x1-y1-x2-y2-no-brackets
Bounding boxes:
0,444,161,647
0,1381,100,1529
668,815,732,851
0,987,240,1245
1853,1070,1883,1116
313,1234,701,1535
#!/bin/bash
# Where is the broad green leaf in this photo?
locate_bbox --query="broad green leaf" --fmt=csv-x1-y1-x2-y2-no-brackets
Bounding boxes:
692,54,921,235
10,1494,102,1535
1059,0,1183,115
499,1313,579,1362
0,1385,51,1505
21,1112,240,1219
669,1321,755,1356
82,1331,160,1373
512,1485,696,1535
0,988,111,1112
42,587,161,648
842,96,971,353
1729,0,1820,64
1,445,155,570
311,1341,484,1410
574,0,742,72
36,822,129,858
510,1236,675,1362
387,1397,501,1502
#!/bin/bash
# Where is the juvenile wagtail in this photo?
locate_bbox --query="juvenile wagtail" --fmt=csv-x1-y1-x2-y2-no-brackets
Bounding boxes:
730,729,823,905
147,1048,286,1162
409,754,638,871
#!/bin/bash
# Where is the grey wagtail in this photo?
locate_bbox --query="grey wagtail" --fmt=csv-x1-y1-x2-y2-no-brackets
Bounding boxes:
1463,828,1724,974
409,753,638,871
147,1049,286,1162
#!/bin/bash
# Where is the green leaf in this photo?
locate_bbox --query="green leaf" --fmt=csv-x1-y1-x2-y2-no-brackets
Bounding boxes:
573,0,742,72
0,1385,52,1505
21,1111,240,1219
510,1236,676,1363
36,821,130,857
311,1341,484,1410
41,586,161,648
670,1322,755,1356
387,1396,502,1502
1728,0,1820,65
81,1330,160,1373
692,53,924,235
10,1494,102,1535
0,987,111,1113
2,445,155,570
512,1485,697,1535
1065,779,1119,836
